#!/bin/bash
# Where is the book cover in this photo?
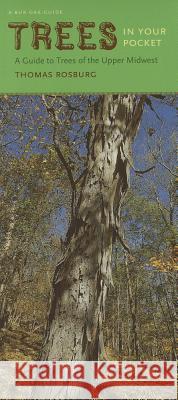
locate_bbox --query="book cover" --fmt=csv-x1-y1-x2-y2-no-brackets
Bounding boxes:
0,0,177,399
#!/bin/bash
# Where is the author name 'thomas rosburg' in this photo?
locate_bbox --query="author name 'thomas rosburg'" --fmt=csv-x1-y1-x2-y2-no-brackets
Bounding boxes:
14,59,158,79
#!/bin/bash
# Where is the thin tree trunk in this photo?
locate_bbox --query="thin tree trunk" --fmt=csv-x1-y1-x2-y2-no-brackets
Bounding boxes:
125,254,139,359
126,287,131,357
0,200,17,328
41,94,144,360
158,276,176,359
117,283,122,354
149,284,167,359
0,200,16,264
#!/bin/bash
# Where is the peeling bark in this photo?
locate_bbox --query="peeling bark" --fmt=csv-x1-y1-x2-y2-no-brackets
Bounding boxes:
41,94,144,360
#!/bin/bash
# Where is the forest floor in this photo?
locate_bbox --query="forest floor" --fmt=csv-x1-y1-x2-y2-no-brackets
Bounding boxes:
0,327,42,360
0,327,121,361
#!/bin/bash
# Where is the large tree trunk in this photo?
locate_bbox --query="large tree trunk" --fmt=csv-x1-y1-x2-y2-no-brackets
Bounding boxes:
41,94,144,360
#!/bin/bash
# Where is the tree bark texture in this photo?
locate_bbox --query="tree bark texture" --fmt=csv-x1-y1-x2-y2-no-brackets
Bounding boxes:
41,94,145,360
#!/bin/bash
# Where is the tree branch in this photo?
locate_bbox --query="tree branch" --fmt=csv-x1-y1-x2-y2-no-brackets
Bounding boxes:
157,160,177,177
121,142,155,176
75,168,87,185
42,95,76,219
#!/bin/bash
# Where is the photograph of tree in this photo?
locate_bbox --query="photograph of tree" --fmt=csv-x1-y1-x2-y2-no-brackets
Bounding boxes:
0,94,176,362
